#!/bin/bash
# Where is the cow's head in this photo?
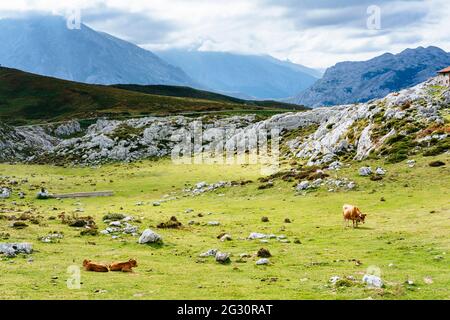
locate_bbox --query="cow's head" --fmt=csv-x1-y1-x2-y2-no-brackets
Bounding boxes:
358,214,367,224
129,259,138,267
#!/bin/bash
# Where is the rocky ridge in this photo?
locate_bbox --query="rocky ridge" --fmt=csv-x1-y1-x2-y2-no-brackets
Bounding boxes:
0,78,448,166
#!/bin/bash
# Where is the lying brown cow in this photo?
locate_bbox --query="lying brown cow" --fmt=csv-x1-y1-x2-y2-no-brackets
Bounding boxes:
83,259,109,272
109,259,138,272
343,204,367,228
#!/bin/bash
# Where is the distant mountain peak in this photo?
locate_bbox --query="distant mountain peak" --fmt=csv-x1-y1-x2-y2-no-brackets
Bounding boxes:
156,49,320,100
291,46,450,107
0,15,194,86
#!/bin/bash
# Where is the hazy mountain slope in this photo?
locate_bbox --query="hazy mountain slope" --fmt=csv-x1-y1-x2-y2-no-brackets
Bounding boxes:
0,15,193,86
156,50,319,100
292,46,450,107
113,84,308,110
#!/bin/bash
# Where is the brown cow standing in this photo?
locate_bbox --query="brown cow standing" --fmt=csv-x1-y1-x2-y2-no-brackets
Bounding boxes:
343,204,367,228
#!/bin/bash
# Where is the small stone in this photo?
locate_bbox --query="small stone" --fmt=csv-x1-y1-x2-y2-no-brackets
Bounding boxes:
215,252,231,264
359,167,372,176
109,221,121,227
199,249,218,258
256,258,270,265
329,276,340,284
296,181,310,191
248,232,267,240
220,234,232,242
261,216,269,222
362,274,383,288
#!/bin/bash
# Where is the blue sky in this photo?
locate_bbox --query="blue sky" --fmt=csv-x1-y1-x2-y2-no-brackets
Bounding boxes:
1,0,449,68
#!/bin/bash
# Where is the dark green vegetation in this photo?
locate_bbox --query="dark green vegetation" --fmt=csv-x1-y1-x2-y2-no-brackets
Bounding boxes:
0,67,307,125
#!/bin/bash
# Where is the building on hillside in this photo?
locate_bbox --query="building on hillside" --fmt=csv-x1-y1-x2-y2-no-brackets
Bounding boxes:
437,66,450,86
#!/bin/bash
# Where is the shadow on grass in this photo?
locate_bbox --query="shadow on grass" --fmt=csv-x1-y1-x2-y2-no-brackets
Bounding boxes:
141,242,164,249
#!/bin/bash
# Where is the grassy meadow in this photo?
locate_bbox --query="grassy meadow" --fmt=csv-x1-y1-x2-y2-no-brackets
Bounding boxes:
0,154,449,300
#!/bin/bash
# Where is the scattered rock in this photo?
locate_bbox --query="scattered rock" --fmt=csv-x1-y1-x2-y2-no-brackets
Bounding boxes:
0,243,33,257
375,167,386,175
199,249,218,258
296,181,310,191
362,274,383,288
138,229,163,244
261,216,269,223
39,232,64,243
359,167,372,176
248,232,267,240
36,189,50,200
407,160,416,168
256,258,270,266
220,234,232,242
207,221,220,226
328,161,342,170
109,221,122,227
215,252,231,264
329,276,341,284
0,188,11,199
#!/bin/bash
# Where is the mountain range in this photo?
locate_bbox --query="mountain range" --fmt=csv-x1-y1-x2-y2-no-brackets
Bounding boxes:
0,15,194,86
291,46,450,107
157,50,320,99
0,15,319,101
2,15,450,108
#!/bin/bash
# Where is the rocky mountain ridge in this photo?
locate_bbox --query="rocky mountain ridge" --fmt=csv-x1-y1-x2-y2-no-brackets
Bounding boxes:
0,78,449,166
291,46,450,107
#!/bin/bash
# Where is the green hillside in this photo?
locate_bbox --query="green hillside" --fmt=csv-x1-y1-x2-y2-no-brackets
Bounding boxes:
113,84,308,110
0,67,306,125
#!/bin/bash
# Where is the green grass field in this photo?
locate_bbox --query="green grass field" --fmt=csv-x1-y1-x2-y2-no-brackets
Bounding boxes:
0,154,449,300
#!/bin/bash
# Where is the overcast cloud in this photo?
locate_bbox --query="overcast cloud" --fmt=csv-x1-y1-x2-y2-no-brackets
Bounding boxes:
0,0,449,68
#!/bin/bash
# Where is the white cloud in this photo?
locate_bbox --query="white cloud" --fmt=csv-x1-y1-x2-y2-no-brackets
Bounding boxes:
0,0,449,68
